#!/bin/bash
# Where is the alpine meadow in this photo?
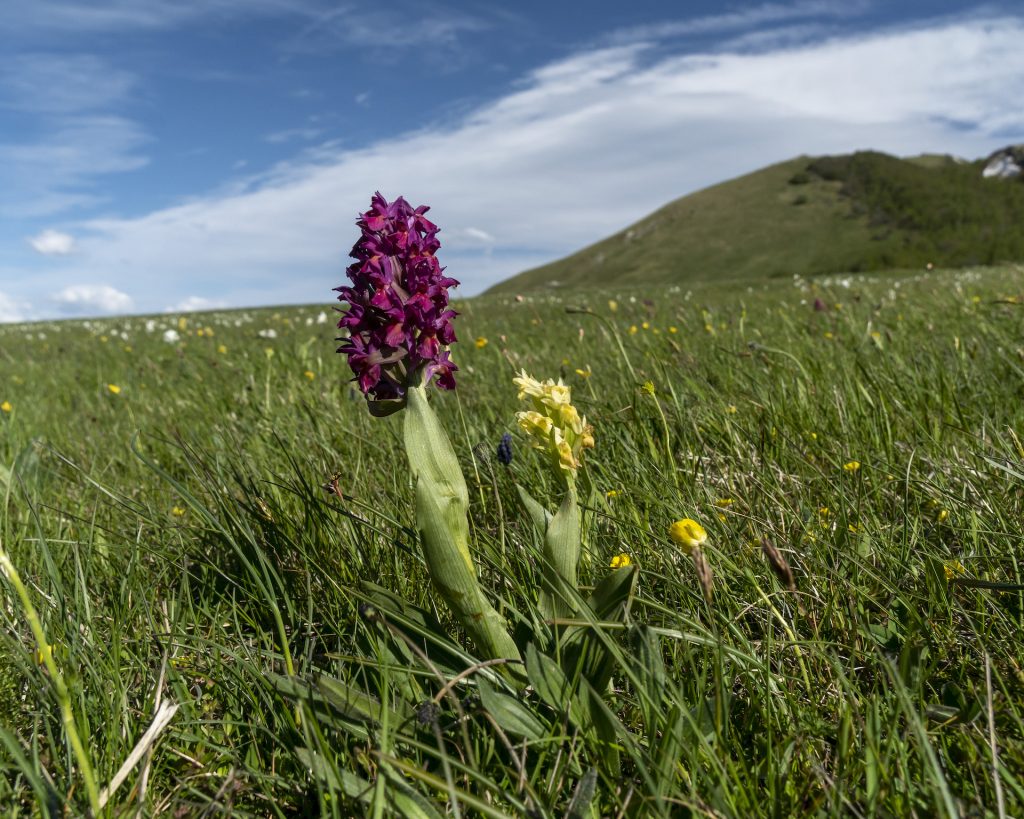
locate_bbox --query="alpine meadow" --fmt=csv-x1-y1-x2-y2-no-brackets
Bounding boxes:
4,4,1024,815
2,241,1024,814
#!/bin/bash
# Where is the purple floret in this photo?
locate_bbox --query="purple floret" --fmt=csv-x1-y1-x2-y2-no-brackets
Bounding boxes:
335,192,459,400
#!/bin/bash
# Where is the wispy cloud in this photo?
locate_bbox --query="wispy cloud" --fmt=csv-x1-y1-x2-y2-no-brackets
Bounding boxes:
607,0,870,45
0,49,148,219
0,115,149,218
6,13,1024,319
0,53,137,114
264,127,325,144
283,2,491,54
0,0,316,36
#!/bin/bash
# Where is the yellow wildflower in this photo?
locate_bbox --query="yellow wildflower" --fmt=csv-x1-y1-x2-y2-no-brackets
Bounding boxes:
514,372,561,404
943,559,965,580
669,518,708,554
517,410,553,438
217,344,227,354
668,326,678,334
475,336,488,349
715,498,734,507
36,644,54,666
609,553,632,569
843,461,860,472
178,316,188,331
641,321,650,330
628,324,638,335
1,400,11,413
605,489,620,499
937,509,949,523
99,335,108,343
553,428,575,473
608,300,618,312
574,366,591,378
172,506,186,517
514,370,594,478
824,331,834,340
107,384,121,395
726,405,737,414
640,380,656,396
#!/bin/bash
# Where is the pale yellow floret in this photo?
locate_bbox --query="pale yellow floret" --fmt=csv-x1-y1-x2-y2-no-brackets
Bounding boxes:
516,410,554,438
553,428,576,473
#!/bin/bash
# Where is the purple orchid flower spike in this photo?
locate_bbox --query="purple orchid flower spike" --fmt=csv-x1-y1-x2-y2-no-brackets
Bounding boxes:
335,193,459,414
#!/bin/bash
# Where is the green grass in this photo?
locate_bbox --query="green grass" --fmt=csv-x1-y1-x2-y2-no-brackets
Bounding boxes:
2,264,1024,816
488,151,1024,294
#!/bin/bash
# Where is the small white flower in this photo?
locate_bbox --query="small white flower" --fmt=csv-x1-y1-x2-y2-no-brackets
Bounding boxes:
163,329,180,343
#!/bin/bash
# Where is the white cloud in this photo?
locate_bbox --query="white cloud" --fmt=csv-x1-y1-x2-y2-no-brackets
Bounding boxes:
51,284,133,315
0,291,29,323
10,14,1024,315
28,228,76,255
463,227,495,242
167,295,227,312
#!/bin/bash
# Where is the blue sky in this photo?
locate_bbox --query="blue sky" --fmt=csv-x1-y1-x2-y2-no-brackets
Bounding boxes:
1,0,1022,321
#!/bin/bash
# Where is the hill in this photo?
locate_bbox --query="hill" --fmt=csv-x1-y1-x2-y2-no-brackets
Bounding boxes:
487,148,1024,293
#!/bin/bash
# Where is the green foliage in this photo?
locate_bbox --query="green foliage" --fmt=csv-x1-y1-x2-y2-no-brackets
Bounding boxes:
490,150,1024,294
806,151,1024,269
1,266,1024,815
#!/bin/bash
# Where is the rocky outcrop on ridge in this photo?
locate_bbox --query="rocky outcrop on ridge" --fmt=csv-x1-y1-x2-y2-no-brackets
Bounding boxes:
982,145,1024,179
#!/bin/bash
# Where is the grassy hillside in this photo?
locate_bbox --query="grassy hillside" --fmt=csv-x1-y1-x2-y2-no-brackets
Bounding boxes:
489,150,1024,293
2,265,1024,815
